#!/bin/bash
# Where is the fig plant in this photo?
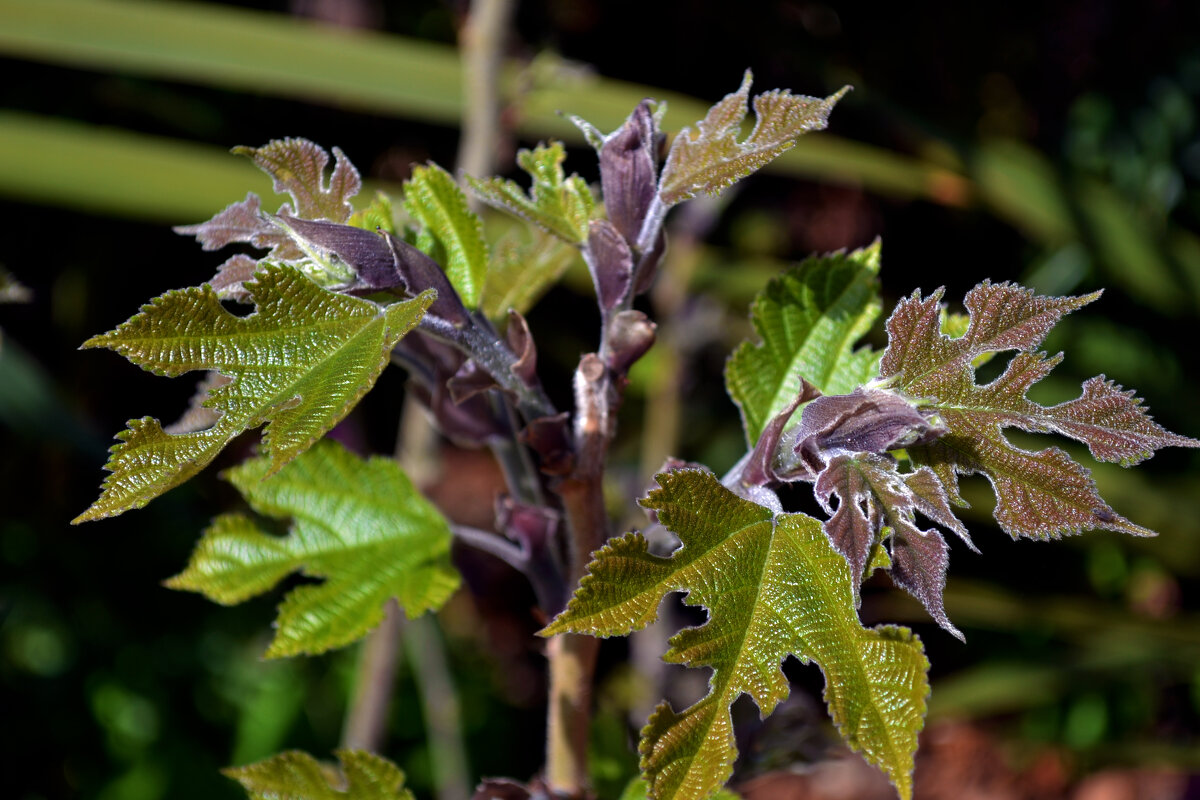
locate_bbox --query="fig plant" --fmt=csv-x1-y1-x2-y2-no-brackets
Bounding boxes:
76,72,1197,800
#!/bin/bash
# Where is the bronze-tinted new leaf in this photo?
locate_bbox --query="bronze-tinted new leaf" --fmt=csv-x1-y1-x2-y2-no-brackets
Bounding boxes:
659,71,849,206
880,281,1199,540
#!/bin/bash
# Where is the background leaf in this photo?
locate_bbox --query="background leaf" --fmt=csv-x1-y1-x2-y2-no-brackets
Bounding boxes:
481,227,582,320
75,265,433,522
403,163,489,308
726,241,882,445
224,749,414,800
544,469,928,800
168,441,459,658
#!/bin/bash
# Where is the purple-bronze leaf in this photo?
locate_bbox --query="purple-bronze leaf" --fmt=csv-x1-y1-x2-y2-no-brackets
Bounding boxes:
586,219,633,312
521,413,574,476
881,281,1199,542
814,453,886,588
506,310,539,387
381,231,471,327
902,466,975,551
174,192,304,262
232,138,360,222
741,379,821,486
208,254,261,301
890,526,961,640
272,216,402,291
599,99,660,245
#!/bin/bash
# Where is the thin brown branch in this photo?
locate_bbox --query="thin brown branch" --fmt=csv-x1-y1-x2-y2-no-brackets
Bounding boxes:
341,600,404,751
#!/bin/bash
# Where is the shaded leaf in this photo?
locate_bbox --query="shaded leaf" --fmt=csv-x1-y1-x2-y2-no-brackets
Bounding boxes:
726,241,882,446
167,441,458,657
404,163,489,308
74,264,433,522
224,749,414,800
544,469,929,800
480,228,580,321
468,142,596,245
660,71,849,206
880,282,1199,539
232,138,360,222
349,191,397,233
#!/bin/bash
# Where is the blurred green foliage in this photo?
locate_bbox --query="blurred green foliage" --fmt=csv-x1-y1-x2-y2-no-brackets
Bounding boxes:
2,1,1199,798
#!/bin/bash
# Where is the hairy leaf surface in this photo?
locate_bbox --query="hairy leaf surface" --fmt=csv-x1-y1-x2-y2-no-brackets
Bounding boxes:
225,749,413,800
167,441,458,657
75,264,433,522
544,469,929,800
233,138,360,223
468,142,596,245
880,281,1199,539
726,242,882,445
659,71,849,206
403,163,489,308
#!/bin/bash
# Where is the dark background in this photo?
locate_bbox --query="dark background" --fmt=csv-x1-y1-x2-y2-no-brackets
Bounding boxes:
2,1,1199,798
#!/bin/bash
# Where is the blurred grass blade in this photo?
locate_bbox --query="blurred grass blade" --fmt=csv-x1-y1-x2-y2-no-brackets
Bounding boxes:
0,0,969,205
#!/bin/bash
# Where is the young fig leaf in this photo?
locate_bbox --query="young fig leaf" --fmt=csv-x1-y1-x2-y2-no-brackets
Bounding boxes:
880,281,1200,539
167,441,459,658
232,138,360,223
403,163,490,308
659,71,849,206
468,142,596,246
543,469,929,800
598,99,661,245
224,749,414,800
726,241,882,445
74,264,433,523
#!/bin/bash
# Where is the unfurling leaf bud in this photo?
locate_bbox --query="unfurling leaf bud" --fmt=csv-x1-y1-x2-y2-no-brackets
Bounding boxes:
604,310,656,374
586,219,633,312
599,100,660,246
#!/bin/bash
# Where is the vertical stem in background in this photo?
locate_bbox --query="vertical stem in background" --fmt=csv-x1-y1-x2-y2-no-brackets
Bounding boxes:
405,614,472,800
342,600,404,751
457,0,516,184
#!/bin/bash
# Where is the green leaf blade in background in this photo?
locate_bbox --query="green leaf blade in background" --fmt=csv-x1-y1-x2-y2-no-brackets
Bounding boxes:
404,163,489,308
224,748,415,800
468,142,596,246
168,441,459,658
480,226,582,320
726,240,883,445
544,469,928,800
74,265,433,522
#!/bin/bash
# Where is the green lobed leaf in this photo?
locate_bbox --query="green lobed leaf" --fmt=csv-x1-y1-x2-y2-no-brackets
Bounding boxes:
167,440,458,657
74,264,433,523
726,241,882,445
467,142,596,246
403,163,489,308
481,227,582,320
659,71,849,206
880,281,1200,539
224,749,414,800
544,469,929,800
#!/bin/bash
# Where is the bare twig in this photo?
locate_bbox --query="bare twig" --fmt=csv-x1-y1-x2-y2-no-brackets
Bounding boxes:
457,0,516,184
406,614,472,800
341,600,404,751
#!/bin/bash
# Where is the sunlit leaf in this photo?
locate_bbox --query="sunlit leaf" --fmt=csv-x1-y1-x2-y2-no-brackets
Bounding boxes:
403,163,489,308
659,71,849,206
224,749,414,800
74,264,433,523
544,469,929,800
167,441,458,657
880,281,1199,539
468,142,596,245
726,241,882,445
